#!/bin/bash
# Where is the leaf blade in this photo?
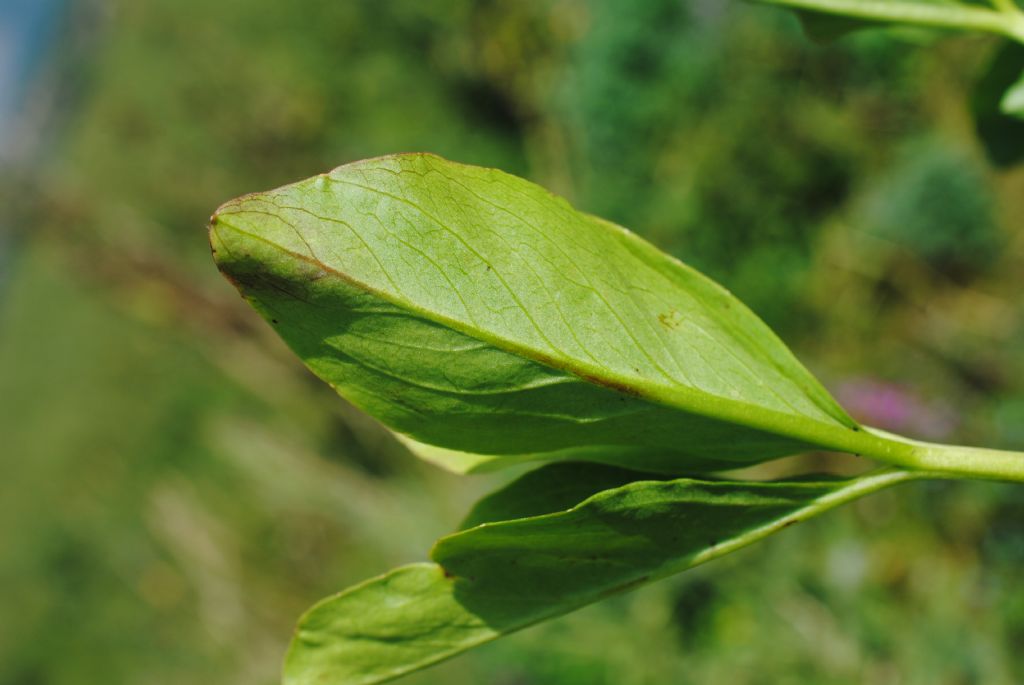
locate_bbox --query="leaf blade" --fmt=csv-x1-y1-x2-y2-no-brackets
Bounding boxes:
971,42,1024,166
211,154,901,468
284,466,918,685
1000,68,1024,118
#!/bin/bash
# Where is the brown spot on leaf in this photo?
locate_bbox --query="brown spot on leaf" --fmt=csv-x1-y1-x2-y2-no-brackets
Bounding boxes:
658,310,683,330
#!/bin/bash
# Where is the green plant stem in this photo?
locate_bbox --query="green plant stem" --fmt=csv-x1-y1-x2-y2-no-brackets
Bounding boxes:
756,0,1024,44
864,427,1024,484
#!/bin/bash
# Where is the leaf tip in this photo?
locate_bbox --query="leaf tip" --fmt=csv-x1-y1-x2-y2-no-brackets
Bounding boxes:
207,208,237,281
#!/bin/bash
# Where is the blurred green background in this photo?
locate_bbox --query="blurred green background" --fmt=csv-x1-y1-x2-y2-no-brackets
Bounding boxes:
3,1,1024,683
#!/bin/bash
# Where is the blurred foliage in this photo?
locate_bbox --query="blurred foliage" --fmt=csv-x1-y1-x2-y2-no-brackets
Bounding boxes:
3,0,1024,684
859,137,1000,280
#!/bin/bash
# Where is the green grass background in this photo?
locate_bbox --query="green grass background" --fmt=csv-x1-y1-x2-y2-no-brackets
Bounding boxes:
3,1,1024,683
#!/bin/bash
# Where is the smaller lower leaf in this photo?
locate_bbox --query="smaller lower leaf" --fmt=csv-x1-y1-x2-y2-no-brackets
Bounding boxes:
284,466,920,685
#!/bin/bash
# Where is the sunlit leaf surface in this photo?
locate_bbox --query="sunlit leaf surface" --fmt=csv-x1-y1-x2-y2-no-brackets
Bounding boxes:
210,154,893,473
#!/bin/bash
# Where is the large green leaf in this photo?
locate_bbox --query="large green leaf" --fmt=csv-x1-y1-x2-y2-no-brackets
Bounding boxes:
284,464,920,685
211,154,906,471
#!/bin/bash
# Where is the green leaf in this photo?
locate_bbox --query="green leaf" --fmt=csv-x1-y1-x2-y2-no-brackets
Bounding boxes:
458,462,665,528
284,465,919,685
752,0,1024,43
211,154,904,472
971,42,1024,166
1000,68,1024,118
793,8,873,42
790,7,945,44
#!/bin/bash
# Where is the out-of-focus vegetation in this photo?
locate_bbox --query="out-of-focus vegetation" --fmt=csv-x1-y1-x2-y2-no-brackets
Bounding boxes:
2,1,1024,683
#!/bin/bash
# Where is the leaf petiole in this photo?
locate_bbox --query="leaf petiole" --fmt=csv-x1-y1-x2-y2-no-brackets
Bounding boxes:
863,427,1024,484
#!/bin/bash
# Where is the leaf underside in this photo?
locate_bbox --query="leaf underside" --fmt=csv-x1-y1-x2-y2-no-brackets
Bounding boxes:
284,464,913,685
208,154,914,684
210,153,872,474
